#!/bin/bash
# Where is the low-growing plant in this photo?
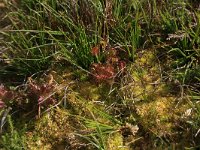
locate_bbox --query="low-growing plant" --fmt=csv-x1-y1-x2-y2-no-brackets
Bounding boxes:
0,115,27,150
90,45,127,83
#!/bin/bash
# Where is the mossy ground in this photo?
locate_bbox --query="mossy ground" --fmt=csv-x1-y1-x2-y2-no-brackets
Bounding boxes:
12,49,196,149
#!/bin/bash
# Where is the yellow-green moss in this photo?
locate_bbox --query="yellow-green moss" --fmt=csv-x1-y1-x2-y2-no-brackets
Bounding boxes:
107,132,130,150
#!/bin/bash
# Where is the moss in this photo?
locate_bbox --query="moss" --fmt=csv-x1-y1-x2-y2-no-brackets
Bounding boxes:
107,132,130,150
78,81,101,101
26,108,88,149
135,97,176,136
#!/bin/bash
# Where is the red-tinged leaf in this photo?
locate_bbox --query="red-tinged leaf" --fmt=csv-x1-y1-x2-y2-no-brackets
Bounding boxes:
38,95,55,106
91,63,115,82
91,46,99,56
0,100,5,108
38,96,44,104
118,61,126,71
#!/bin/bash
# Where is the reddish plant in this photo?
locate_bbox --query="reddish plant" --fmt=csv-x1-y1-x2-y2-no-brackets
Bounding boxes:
91,63,115,82
27,76,56,117
117,60,126,73
90,46,127,83
91,46,100,56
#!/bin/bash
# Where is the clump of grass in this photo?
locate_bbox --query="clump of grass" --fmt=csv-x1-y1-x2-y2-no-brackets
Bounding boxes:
1,0,147,80
1,3,58,80
155,1,200,86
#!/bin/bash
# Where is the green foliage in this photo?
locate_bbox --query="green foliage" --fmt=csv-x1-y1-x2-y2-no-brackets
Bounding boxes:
1,0,146,78
0,116,27,150
110,0,144,61
1,1,59,78
167,11,200,84
78,111,119,150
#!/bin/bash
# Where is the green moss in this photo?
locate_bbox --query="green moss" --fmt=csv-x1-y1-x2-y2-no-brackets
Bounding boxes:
107,132,129,150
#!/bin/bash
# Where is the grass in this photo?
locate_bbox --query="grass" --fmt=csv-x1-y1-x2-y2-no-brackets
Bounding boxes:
0,0,200,149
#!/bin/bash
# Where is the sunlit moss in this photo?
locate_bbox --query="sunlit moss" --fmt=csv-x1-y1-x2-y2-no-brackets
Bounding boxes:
136,97,176,136
26,108,86,149
107,132,130,150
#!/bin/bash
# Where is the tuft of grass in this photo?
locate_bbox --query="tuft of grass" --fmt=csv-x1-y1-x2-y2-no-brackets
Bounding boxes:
166,7,200,85
1,0,147,79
